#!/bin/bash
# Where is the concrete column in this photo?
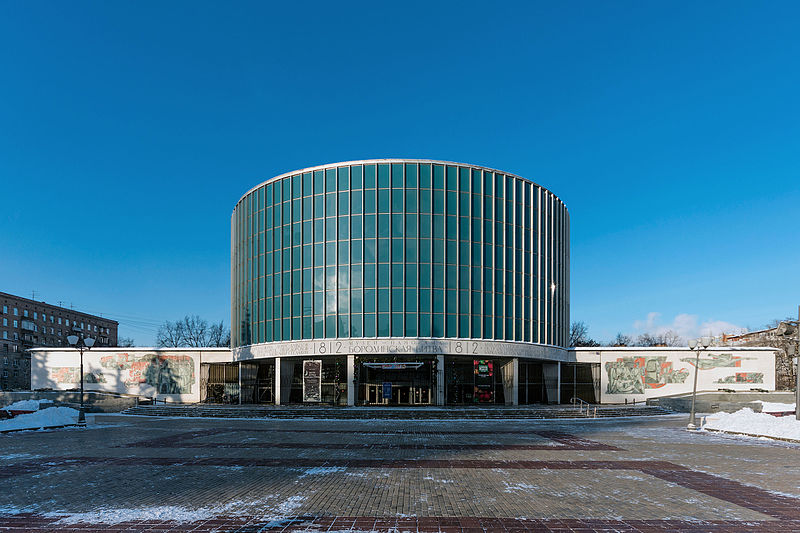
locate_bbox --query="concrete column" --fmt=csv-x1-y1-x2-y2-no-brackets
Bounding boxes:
512,358,519,406
274,357,281,405
543,361,561,405
436,355,445,405
238,361,242,405
347,355,355,406
501,358,518,406
280,358,294,404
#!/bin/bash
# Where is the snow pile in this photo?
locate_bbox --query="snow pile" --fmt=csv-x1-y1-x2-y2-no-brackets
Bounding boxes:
1,399,53,411
703,408,800,441
758,401,795,413
0,407,79,432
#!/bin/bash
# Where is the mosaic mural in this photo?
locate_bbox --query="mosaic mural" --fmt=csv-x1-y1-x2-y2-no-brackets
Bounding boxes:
48,367,106,384
99,353,196,394
679,353,755,370
715,372,764,384
605,356,689,394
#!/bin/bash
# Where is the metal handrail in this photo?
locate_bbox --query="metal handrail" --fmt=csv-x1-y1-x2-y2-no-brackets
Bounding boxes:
570,397,597,418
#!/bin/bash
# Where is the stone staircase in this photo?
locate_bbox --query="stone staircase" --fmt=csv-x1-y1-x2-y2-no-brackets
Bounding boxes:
121,404,672,420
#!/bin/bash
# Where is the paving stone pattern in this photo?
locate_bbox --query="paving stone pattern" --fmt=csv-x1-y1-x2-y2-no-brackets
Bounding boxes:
1,414,799,531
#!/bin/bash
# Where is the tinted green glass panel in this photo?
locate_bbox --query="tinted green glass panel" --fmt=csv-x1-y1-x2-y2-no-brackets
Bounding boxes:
419,264,431,288
378,164,390,188
326,168,337,192
377,313,390,336
338,166,349,189
419,164,431,188
338,192,349,214
405,238,418,262
377,214,390,238
364,313,375,336
391,163,403,188
363,288,376,313
432,314,444,337
405,164,417,187
391,313,403,336
351,166,363,189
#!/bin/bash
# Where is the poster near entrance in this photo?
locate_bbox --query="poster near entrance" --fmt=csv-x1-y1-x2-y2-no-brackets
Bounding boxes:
474,360,494,403
302,360,322,402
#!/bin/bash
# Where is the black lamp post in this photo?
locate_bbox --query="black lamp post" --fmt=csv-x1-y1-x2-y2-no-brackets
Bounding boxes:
687,336,712,430
67,334,95,426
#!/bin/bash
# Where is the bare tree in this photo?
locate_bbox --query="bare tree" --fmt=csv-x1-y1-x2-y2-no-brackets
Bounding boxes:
611,333,632,346
659,329,683,347
569,321,600,347
117,337,135,347
208,321,230,347
156,315,230,348
634,330,683,347
156,319,185,347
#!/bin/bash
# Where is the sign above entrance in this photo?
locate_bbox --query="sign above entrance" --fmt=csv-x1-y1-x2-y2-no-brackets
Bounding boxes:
363,362,424,370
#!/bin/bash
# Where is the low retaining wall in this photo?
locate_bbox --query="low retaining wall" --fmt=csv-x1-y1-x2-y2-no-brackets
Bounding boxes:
0,391,139,413
650,391,794,413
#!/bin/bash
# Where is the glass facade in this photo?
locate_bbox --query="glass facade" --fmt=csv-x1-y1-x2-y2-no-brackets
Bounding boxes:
232,160,569,349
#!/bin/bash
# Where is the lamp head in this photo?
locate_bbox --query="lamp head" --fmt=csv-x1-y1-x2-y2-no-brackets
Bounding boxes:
84,337,95,348
67,335,79,346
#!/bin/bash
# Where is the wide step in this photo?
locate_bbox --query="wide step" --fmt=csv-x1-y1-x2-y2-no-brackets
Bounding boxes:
121,405,671,419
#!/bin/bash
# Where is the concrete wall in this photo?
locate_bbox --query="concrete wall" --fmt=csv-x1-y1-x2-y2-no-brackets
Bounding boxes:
574,347,776,404
29,347,233,403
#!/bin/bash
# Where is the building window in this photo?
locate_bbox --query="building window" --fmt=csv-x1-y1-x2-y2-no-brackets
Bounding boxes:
33,312,37,320
2,357,7,365
2,305,6,314
13,320,17,328
58,317,62,325
12,359,18,367
66,319,70,326
2,332,6,339
23,310,28,318
2,318,6,326
13,308,18,316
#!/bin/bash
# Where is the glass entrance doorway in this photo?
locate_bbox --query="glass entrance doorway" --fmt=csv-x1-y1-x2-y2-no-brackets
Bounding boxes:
358,358,434,406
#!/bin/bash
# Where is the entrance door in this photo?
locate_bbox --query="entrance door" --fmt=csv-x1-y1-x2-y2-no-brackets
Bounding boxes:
358,359,434,406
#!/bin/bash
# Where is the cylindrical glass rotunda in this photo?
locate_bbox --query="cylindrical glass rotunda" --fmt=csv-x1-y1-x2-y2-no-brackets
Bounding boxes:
231,160,569,406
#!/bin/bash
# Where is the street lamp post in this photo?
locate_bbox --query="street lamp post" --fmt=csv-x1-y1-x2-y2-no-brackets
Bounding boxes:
67,334,95,426
687,336,712,430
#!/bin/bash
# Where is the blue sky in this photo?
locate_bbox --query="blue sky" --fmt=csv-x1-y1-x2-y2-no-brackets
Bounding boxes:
1,1,798,345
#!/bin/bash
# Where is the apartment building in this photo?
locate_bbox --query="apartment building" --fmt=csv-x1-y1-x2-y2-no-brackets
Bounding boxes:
0,291,119,390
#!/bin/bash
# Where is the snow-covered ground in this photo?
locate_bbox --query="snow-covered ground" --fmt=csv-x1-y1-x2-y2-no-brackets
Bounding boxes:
702,407,800,441
1,399,54,411
757,400,795,413
0,406,79,432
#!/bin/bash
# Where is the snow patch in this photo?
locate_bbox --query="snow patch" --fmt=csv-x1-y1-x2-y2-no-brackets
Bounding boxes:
299,466,346,478
50,506,217,524
703,408,800,441
758,401,795,413
2,399,54,411
0,407,78,432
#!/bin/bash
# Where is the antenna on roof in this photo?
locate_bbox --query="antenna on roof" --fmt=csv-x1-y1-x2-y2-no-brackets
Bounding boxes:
31,290,37,300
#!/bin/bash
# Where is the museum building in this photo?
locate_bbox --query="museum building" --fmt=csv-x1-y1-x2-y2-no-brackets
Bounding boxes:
229,159,570,406
27,160,780,405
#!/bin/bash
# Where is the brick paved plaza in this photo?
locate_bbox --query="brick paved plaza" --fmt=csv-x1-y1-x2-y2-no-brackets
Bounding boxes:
1,413,800,532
